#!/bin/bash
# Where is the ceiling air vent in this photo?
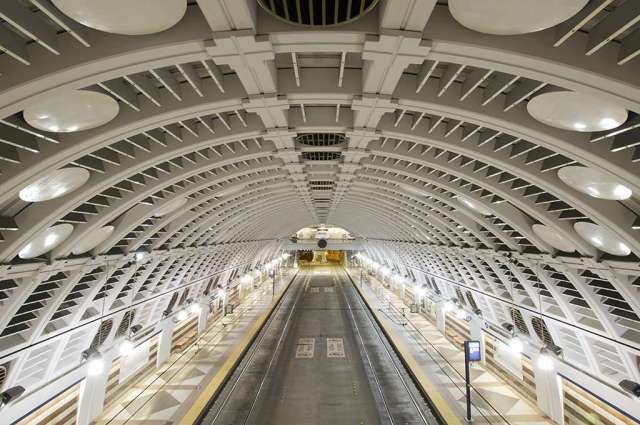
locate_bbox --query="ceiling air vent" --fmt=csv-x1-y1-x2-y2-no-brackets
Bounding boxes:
297,133,345,146
258,0,379,26
0,363,8,388
302,152,341,161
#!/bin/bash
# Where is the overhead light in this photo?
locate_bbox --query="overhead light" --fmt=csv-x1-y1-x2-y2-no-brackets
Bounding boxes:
600,117,619,128
509,336,524,354
119,339,134,357
86,351,105,376
536,348,555,371
415,285,426,297
134,251,147,262
573,122,587,130
443,301,455,312
189,303,201,314
176,309,188,321
455,307,466,319
217,288,226,300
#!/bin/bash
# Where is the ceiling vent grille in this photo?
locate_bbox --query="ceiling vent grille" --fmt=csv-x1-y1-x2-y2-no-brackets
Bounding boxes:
258,0,379,26
297,133,345,146
0,364,7,388
302,152,341,161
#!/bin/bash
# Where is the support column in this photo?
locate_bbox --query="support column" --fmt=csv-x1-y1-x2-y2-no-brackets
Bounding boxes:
156,317,176,367
197,296,209,335
75,350,115,425
435,301,446,334
533,353,565,424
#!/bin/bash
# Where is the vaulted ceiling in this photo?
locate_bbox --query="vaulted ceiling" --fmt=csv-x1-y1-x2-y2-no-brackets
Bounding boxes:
0,0,639,418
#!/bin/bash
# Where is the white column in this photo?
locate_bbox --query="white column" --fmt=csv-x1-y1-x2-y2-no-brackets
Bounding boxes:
156,317,176,367
533,353,565,424
197,297,209,335
75,350,114,425
435,302,446,334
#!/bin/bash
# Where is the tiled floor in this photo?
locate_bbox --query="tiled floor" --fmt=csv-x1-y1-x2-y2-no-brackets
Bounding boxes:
349,268,555,425
95,272,296,425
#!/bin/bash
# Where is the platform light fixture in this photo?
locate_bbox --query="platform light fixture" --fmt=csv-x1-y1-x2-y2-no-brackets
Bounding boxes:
536,347,555,371
188,303,201,314
509,335,524,355
83,350,105,376
176,309,188,321
119,338,134,357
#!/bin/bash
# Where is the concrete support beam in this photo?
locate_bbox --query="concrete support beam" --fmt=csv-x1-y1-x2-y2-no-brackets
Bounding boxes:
379,0,438,32
205,31,277,95
196,0,257,31
362,31,431,94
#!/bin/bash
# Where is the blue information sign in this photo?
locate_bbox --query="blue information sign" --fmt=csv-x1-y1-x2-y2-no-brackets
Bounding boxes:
467,340,481,362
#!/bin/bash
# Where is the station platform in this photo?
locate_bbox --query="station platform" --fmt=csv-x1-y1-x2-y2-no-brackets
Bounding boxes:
346,268,554,425
94,271,296,425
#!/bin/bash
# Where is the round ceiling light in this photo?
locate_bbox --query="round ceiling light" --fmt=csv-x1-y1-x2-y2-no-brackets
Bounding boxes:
153,197,188,217
18,224,74,259
23,90,119,133
527,91,627,132
457,195,492,216
51,0,187,35
574,222,631,256
532,224,576,253
257,0,379,26
19,167,90,202
72,226,115,255
448,0,588,35
558,166,632,200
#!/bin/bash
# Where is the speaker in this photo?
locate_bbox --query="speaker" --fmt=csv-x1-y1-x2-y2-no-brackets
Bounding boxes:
317,239,327,248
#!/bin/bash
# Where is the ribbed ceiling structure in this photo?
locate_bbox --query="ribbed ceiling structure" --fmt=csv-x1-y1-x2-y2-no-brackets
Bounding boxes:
0,0,640,420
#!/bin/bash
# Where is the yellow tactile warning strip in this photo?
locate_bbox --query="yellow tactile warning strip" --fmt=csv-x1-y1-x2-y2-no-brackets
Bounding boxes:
347,272,462,425
179,271,302,425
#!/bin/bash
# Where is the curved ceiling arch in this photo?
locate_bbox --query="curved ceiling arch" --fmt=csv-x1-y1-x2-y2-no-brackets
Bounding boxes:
2,2,640,422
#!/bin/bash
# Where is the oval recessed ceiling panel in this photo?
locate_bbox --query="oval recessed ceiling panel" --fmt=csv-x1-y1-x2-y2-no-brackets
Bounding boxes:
52,0,187,35
24,90,119,133
19,167,90,202
574,222,631,256
18,224,74,259
448,0,588,35
457,196,492,216
532,224,576,253
527,91,627,132
153,197,188,217
72,226,115,255
558,166,632,200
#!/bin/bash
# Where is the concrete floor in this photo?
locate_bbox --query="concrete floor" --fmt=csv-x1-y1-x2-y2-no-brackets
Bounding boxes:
200,267,438,425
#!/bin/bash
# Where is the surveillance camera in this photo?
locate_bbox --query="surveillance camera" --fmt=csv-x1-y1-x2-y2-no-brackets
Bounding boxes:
130,324,143,334
0,386,26,406
501,322,514,332
618,380,640,398
546,344,563,356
